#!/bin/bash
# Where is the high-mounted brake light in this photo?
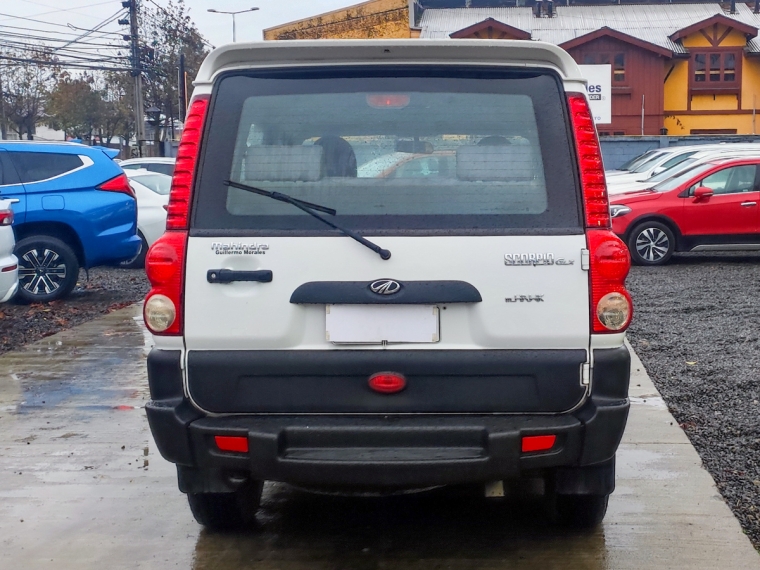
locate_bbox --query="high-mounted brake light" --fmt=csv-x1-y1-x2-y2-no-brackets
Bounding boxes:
167,96,209,230
567,93,610,229
97,173,134,198
366,94,410,109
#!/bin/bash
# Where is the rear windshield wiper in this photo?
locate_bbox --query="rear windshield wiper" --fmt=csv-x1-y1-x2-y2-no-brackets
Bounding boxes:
224,180,391,260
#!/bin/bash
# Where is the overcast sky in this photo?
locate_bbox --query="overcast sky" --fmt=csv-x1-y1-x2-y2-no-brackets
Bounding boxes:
0,0,357,48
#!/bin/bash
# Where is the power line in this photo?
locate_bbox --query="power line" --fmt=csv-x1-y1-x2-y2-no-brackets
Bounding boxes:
0,1,118,23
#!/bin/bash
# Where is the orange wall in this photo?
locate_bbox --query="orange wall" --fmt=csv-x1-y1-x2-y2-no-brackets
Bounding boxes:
263,0,410,40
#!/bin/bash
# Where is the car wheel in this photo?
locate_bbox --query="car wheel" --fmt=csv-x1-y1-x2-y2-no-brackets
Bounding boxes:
547,493,609,529
628,222,675,266
186,480,263,530
119,233,148,270
15,236,79,303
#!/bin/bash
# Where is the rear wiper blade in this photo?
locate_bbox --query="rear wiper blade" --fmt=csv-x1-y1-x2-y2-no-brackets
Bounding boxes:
224,180,391,260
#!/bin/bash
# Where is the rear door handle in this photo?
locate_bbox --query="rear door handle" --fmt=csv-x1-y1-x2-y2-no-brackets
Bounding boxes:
741,202,757,207
207,269,273,284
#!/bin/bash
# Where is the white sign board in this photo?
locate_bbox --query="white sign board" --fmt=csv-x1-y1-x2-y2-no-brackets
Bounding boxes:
579,64,612,125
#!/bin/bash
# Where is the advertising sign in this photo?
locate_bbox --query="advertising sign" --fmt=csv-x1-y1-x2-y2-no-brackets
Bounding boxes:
578,64,612,125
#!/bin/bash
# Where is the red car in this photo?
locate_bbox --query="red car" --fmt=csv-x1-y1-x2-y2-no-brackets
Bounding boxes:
610,157,760,265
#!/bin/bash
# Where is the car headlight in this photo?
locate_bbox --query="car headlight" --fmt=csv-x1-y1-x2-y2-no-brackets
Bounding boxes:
609,204,631,218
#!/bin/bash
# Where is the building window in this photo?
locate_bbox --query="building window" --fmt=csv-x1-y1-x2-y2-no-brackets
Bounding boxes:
581,52,626,84
614,54,625,82
691,51,740,86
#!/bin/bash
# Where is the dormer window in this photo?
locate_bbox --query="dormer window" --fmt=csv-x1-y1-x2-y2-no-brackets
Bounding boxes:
691,50,740,88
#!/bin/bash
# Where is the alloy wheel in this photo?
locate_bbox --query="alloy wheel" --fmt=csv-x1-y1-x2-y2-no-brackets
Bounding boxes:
18,248,68,295
635,227,670,263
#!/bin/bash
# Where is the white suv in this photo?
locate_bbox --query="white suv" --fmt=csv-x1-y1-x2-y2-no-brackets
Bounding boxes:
143,40,633,531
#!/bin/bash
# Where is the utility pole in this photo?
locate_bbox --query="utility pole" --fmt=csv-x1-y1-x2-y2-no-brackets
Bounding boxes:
0,74,6,141
178,53,187,123
125,0,145,157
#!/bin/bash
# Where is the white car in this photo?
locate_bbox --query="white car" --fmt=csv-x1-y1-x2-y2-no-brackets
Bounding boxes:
0,199,18,302
606,144,760,190
143,40,633,531
608,146,760,195
120,157,176,177
122,170,170,268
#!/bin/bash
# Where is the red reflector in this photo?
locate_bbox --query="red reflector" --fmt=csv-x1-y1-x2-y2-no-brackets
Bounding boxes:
521,435,557,453
1,264,17,272
214,436,249,453
366,94,410,108
368,372,407,394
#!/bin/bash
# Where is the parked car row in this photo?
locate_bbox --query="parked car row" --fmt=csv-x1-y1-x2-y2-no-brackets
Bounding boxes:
0,141,175,302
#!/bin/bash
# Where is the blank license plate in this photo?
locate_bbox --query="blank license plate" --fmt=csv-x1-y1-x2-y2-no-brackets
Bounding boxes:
326,305,440,344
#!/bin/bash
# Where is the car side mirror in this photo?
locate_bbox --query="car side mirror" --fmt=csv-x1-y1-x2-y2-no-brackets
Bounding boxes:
693,186,714,200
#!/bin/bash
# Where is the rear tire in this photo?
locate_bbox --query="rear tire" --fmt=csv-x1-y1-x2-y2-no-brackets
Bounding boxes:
15,235,79,303
186,480,263,530
547,493,609,529
628,221,675,266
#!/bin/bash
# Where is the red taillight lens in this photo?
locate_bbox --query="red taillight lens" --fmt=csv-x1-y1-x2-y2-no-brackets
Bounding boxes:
167,96,209,230
98,173,135,198
368,372,407,394
214,436,249,453
567,93,610,229
0,209,13,226
144,230,187,335
588,229,633,333
521,434,556,453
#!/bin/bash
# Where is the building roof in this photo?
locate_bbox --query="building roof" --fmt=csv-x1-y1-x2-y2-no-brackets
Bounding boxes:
419,3,760,54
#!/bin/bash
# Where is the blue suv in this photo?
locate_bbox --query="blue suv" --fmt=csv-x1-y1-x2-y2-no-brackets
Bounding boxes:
0,142,141,302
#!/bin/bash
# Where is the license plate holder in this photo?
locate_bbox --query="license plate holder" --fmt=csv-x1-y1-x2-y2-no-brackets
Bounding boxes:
326,304,440,344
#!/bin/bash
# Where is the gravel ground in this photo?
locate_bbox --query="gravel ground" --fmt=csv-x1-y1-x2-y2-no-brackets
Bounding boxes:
0,267,149,355
627,252,760,550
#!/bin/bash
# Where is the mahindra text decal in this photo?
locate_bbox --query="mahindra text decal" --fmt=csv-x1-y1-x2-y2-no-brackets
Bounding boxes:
211,242,269,255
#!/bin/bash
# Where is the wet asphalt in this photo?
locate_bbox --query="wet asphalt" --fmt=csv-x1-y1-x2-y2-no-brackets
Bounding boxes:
1,305,759,569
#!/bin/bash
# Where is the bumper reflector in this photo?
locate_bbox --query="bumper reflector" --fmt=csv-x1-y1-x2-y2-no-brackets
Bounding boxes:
521,434,556,453
214,435,249,453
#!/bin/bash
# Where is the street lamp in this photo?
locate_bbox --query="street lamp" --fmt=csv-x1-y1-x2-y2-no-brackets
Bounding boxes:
207,7,259,43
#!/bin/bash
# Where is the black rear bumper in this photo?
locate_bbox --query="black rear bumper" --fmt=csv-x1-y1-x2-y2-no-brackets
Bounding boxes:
146,347,630,490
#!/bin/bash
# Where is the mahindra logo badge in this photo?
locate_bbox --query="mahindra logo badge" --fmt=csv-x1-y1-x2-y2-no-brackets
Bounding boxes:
370,279,401,295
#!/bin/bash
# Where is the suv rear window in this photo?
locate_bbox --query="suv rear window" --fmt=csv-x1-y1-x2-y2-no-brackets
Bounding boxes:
9,152,84,183
194,67,582,234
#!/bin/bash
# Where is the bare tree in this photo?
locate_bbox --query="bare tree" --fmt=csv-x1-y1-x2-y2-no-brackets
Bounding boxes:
0,47,58,140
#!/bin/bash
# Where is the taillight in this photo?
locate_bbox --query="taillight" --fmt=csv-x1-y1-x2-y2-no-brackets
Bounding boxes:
567,93,633,333
98,173,135,198
144,231,186,335
0,209,13,226
167,96,209,230
588,230,632,333
567,92,610,229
